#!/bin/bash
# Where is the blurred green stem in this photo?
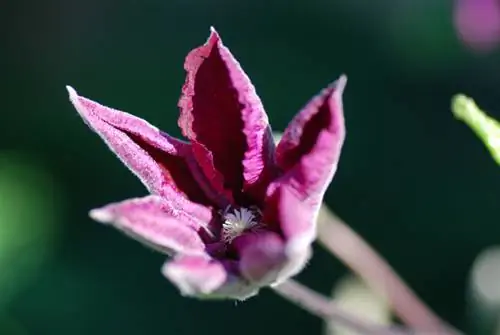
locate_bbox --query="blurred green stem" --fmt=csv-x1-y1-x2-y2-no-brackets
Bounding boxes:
451,94,500,165
315,205,460,334
273,280,404,335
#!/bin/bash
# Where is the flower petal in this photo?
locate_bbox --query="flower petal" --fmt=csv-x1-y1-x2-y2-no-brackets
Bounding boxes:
190,142,235,203
162,255,258,300
260,185,314,285
264,184,313,244
275,76,346,203
162,255,226,296
178,28,276,203
267,184,316,256
67,86,226,208
233,231,286,285
90,195,209,255
234,229,311,287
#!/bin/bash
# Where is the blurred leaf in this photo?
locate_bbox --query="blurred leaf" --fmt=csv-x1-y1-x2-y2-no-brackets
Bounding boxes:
0,152,63,309
452,94,500,165
0,313,27,335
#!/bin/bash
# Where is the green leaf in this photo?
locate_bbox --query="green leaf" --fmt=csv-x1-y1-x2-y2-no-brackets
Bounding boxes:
452,94,500,165
0,153,63,309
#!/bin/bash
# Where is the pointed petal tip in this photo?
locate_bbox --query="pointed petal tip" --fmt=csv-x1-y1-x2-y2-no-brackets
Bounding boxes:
338,73,347,86
89,208,114,224
66,85,77,99
207,26,220,43
331,74,347,95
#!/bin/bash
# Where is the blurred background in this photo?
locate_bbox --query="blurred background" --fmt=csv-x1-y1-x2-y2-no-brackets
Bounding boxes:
3,0,500,334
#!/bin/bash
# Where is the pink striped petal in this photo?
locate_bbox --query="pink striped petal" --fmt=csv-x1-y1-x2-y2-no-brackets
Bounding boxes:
90,195,208,255
275,76,346,204
178,28,276,203
67,86,225,207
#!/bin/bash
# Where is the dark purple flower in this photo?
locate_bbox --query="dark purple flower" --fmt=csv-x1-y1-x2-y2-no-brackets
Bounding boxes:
67,28,346,300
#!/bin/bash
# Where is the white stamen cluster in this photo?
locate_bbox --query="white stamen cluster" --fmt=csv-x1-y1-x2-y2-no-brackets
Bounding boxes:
222,207,260,243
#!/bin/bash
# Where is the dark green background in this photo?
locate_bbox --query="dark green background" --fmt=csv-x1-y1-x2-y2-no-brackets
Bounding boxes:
3,0,500,334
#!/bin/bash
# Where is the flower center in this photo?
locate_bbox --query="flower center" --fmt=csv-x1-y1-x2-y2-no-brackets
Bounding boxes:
221,206,261,243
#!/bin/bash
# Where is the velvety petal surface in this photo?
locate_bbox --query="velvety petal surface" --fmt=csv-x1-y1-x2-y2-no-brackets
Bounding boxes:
178,28,276,203
67,86,224,207
275,76,346,204
264,184,315,249
259,185,314,285
89,195,208,255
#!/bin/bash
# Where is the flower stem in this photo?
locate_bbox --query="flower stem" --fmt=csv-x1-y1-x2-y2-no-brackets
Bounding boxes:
273,279,406,335
316,205,460,334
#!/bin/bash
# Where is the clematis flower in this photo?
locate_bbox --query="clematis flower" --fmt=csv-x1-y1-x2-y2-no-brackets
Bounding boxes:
67,28,346,300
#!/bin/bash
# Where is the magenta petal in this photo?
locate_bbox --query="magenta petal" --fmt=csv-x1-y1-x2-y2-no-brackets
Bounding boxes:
264,184,315,245
275,76,346,203
162,255,227,296
90,195,208,255
191,142,235,203
163,255,260,300
178,28,276,202
261,185,314,284
67,86,223,207
234,232,287,285
264,186,315,278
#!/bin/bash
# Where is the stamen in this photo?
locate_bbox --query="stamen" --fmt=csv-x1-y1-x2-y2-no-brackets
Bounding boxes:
222,207,260,243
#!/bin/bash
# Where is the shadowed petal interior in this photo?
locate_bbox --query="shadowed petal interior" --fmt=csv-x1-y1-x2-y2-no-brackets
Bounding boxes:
67,86,220,207
275,76,346,202
178,28,276,204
